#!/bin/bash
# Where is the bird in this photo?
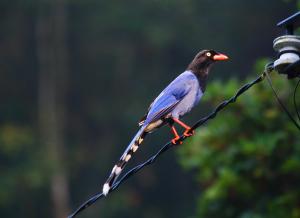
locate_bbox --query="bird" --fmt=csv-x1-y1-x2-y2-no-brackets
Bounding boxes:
102,49,228,196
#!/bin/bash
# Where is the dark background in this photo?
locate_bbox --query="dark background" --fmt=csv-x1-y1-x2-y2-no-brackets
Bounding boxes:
0,0,298,217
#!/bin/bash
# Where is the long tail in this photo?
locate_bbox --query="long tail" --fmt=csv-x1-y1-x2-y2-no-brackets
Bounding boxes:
102,126,148,196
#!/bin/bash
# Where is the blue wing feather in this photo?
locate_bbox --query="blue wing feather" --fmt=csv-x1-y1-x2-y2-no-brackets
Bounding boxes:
144,96,179,124
144,71,197,125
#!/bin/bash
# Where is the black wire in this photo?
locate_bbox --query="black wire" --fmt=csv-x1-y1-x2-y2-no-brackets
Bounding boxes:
294,79,300,122
265,68,300,130
68,70,268,218
68,143,173,218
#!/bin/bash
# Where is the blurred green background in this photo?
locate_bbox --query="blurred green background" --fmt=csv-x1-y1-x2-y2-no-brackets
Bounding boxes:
1,0,299,218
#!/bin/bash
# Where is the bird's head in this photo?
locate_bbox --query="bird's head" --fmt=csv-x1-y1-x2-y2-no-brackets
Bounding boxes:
187,49,228,76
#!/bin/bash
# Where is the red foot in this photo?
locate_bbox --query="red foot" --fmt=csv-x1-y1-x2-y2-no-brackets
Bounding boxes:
171,136,183,145
173,118,194,137
169,125,183,145
184,128,195,137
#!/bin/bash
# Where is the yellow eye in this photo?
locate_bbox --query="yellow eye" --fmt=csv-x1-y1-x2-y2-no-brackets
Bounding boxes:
206,52,211,57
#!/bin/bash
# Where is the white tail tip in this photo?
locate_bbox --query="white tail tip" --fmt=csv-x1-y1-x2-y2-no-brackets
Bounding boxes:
103,183,110,196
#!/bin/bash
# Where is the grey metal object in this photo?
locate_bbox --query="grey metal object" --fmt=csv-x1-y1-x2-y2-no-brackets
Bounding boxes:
273,35,300,72
273,11,300,78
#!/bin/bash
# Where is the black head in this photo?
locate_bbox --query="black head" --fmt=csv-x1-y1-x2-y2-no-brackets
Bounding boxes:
187,49,228,76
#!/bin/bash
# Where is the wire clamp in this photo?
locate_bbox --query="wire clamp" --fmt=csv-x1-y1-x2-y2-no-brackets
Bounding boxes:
273,11,300,79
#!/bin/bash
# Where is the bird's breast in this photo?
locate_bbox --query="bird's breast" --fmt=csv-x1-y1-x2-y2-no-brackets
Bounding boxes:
172,84,202,118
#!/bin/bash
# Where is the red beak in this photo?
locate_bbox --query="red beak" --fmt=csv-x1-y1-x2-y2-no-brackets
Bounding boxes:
213,53,229,61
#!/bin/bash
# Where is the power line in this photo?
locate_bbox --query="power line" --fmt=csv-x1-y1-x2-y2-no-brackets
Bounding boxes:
294,79,300,122
265,64,300,130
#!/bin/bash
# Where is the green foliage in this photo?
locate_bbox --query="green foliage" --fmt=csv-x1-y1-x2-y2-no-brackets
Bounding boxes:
178,64,300,218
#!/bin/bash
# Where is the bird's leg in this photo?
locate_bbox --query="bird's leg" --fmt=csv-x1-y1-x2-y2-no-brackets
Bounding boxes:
168,124,183,145
172,118,195,137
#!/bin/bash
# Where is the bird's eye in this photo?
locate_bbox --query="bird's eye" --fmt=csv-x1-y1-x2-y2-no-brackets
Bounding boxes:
206,52,211,57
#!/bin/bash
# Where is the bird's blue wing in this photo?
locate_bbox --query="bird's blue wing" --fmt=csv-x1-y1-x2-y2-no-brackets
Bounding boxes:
144,71,196,125
144,95,180,124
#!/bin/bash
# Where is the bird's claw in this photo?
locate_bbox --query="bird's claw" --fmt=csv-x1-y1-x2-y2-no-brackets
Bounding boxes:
183,128,194,137
171,136,183,145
